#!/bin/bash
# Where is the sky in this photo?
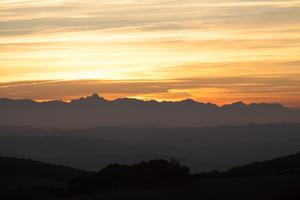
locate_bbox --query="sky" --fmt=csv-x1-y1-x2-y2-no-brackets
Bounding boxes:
0,0,300,107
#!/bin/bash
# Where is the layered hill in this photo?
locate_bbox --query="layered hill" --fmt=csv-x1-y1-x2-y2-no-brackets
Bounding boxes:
1,123,300,172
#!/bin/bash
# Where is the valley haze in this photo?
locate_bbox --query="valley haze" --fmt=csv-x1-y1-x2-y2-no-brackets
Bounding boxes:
1,123,300,172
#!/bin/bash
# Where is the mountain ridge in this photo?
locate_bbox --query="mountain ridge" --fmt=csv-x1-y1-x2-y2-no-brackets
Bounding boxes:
0,94,291,109
0,94,299,129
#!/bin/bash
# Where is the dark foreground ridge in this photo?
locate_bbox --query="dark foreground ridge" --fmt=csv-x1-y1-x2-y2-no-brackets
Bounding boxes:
197,151,300,178
1,152,300,199
0,158,192,199
0,156,93,199
225,151,300,177
0,156,92,181
1,94,299,128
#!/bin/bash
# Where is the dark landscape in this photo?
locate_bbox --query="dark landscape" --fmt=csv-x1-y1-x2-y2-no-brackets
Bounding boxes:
1,0,300,199
0,96,300,199
1,151,300,200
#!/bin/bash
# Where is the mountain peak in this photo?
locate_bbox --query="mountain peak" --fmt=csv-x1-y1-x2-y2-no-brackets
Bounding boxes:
71,93,106,104
87,93,103,101
180,99,199,105
223,101,248,109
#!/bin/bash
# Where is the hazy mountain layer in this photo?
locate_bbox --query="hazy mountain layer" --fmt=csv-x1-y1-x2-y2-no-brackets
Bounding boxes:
1,123,300,172
0,94,299,129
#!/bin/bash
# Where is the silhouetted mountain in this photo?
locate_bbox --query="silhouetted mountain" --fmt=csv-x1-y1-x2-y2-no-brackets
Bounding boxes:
0,94,299,129
1,123,300,172
71,94,106,105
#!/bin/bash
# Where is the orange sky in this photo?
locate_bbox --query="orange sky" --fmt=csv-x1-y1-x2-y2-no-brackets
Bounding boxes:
0,0,300,107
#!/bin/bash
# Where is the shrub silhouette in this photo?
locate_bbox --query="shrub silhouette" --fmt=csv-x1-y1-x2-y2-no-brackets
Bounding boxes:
68,159,191,193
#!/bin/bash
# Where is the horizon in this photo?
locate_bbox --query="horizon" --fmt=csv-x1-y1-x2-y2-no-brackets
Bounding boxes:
1,92,297,109
1,1,300,107
0,82,299,108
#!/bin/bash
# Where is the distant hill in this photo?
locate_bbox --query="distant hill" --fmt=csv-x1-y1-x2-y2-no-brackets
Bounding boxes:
0,123,300,172
0,94,299,129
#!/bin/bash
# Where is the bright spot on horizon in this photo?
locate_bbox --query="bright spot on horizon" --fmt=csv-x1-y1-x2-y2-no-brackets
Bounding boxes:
0,0,300,107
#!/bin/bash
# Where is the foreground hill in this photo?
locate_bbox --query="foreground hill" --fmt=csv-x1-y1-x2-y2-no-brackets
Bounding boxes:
223,151,300,177
0,157,93,199
1,152,300,200
52,152,300,200
0,156,92,182
53,174,300,200
1,94,299,129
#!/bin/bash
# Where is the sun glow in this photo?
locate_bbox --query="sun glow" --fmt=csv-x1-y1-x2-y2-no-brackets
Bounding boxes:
0,0,300,107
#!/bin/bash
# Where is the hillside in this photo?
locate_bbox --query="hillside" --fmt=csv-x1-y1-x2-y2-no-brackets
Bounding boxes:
51,152,300,200
0,156,92,181
224,151,300,177
0,156,93,199
2,152,300,200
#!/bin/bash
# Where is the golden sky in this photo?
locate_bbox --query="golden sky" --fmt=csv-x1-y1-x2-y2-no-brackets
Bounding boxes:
0,0,300,107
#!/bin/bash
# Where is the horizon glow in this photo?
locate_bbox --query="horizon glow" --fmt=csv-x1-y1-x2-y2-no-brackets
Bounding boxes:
0,0,300,107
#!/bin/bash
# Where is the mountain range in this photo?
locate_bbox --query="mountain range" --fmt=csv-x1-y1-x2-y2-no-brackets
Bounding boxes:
1,94,299,129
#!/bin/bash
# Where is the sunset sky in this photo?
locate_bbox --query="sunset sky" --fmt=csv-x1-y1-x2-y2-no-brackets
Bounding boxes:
0,0,300,107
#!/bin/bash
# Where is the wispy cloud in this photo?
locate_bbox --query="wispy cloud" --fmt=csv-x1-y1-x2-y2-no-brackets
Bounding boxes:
0,0,299,106
1,61,299,107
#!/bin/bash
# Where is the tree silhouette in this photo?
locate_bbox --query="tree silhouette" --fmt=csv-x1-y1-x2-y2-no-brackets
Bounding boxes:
68,159,191,194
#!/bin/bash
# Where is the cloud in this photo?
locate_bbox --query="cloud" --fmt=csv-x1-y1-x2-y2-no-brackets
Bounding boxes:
0,0,299,106
1,70,299,107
